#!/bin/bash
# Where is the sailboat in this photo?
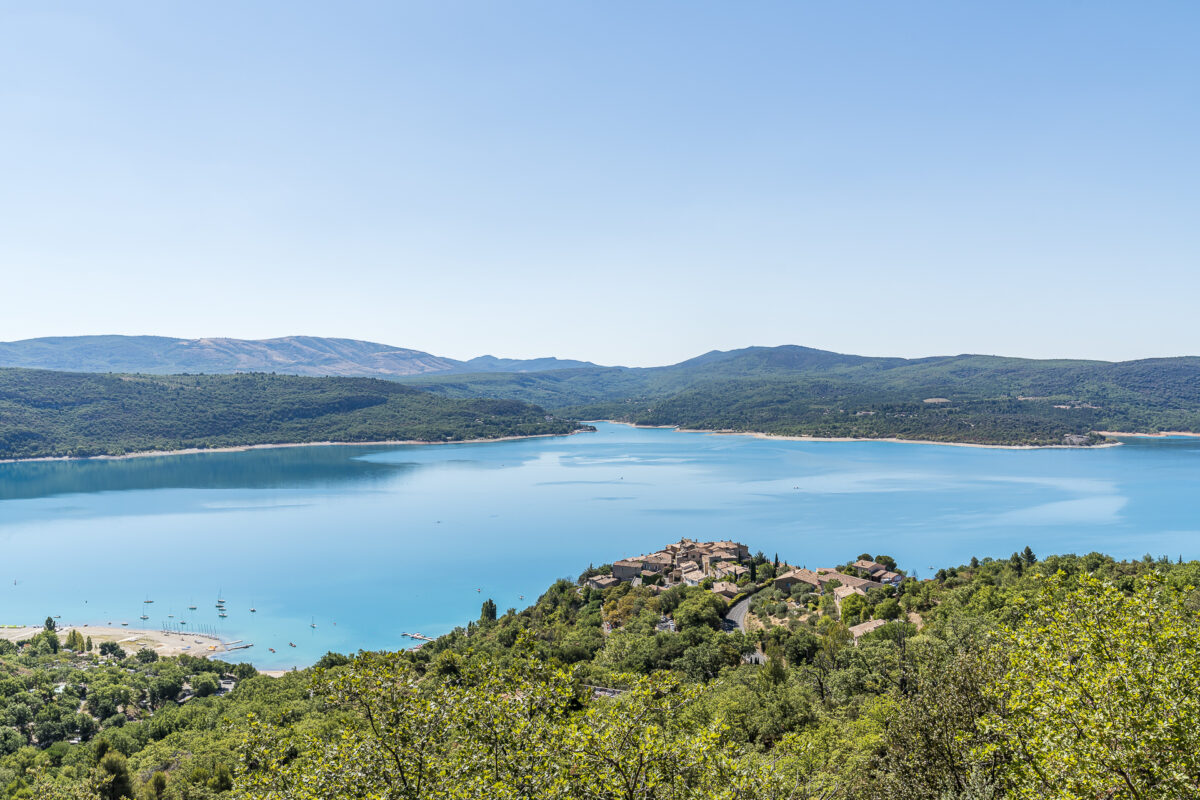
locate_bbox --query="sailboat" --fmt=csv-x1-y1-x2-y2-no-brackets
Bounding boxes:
310,617,317,629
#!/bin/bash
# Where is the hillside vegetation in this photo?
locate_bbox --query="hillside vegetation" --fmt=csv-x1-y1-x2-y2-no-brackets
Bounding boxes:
406,346,1200,446
0,369,580,460
3,549,1198,798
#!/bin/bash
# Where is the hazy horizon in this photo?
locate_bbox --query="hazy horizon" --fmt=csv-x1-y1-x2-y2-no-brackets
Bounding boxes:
3,2,1198,367
1,331,1197,369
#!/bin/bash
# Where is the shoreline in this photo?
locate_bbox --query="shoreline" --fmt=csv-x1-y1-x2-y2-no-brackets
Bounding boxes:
0,429,587,465
1093,430,1200,439
0,624,228,659
591,420,1123,450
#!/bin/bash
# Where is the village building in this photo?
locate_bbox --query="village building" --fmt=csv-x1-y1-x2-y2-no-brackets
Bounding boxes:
852,559,904,585
587,575,619,590
710,581,739,599
816,569,883,591
774,568,821,593
849,618,887,641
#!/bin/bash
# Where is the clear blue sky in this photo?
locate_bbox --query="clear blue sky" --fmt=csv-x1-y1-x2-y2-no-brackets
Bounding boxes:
1,2,1197,366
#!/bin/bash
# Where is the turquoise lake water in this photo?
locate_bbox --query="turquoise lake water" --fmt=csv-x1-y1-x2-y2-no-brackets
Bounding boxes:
2,422,1198,668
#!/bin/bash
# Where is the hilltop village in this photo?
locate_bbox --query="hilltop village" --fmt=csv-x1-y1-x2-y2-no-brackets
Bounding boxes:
581,538,909,641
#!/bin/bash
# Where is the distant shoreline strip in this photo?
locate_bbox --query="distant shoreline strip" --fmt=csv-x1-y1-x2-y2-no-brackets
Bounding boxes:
589,421,1200,450
0,430,584,465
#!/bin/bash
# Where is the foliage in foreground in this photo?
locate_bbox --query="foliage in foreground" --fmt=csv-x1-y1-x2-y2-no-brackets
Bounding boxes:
5,552,1200,798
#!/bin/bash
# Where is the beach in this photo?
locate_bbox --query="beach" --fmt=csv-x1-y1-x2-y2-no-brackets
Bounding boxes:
0,429,586,465
596,421,1123,450
0,624,228,658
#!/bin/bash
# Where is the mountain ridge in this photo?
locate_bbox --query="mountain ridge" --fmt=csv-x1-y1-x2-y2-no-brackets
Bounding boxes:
0,335,599,378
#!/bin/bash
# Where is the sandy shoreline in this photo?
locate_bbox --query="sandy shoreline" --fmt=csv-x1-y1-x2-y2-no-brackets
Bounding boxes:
1093,430,1200,439
0,429,585,465
0,625,228,658
592,420,1123,450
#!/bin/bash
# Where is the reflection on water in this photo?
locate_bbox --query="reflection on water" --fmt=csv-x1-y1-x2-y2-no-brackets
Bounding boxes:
0,446,419,501
0,424,1197,668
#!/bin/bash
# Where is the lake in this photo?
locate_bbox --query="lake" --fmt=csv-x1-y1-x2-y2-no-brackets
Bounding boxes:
2,422,1198,668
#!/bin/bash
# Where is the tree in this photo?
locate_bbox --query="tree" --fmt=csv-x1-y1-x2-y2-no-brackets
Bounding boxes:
983,573,1200,798
1020,546,1036,566
673,593,726,631
874,597,902,621
86,636,93,652
99,641,123,658
191,672,219,698
146,771,168,800
45,616,57,631
97,751,134,800
480,598,497,623
749,560,757,582
135,647,158,663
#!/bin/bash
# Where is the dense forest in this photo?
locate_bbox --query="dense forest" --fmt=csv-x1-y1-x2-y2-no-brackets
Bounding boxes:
405,346,1200,445
4,548,1198,798
0,369,582,460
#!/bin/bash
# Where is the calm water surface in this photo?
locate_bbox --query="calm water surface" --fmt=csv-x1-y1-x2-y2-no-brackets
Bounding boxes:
2,423,1198,667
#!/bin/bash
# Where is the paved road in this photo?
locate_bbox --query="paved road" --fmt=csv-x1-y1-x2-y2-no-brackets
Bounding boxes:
723,593,754,632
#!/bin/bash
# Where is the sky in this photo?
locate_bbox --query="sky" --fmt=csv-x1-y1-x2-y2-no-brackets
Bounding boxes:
1,2,1197,367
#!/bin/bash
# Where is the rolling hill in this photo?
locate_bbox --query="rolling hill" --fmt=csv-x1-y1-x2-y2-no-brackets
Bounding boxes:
403,346,1200,446
0,369,581,460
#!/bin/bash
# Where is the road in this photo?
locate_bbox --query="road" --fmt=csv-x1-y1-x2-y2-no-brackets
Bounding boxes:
723,593,754,632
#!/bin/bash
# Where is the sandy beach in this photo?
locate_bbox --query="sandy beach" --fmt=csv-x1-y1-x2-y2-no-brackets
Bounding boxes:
1093,430,1200,439
595,420,1123,450
0,429,586,465
0,625,228,658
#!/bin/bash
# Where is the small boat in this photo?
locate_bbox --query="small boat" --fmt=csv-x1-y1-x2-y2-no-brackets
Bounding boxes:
140,615,149,621
268,647,276,653
144,599,154,604
188,605,197,610
249,607,256,613
179,621,187,625
289,642,296,648
120,622,128,626
219,613,228,618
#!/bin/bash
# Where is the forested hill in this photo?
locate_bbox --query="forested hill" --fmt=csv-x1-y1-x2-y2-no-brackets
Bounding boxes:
0,369,581,460
404,346,1200,446
4,549,1198,797
0,335,599,378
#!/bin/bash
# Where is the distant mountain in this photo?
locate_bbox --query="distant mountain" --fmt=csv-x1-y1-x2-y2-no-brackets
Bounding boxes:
0,336,598,378
404,345,1200,446
451,355,600,373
